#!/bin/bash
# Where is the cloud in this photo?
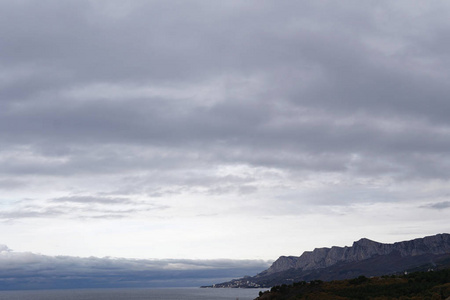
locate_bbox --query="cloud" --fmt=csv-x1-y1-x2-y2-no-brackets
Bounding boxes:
0,196,169,221
0,178,27,190
0,247,270,289
1,0,449,181
51,196,133,205
0,0,449,261
423,201,450,210
0,245,11,253
0,207,65,220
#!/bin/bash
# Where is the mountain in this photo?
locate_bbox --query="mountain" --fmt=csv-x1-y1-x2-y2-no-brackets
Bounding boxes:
209,233,450,288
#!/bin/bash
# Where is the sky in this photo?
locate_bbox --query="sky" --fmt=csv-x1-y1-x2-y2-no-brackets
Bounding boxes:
1,0,450,288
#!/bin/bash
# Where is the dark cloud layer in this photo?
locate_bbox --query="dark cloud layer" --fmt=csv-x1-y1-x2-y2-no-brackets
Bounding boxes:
1,1,449,182
424,201,450,210
0,247,270,290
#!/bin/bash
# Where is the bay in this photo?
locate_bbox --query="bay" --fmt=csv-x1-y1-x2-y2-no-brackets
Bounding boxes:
0,288,266,300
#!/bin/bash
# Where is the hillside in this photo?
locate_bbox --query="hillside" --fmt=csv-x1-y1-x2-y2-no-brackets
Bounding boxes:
255,268,450,300
209,234,450,288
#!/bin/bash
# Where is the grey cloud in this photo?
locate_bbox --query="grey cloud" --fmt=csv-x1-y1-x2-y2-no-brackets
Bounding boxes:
0,207,65,220
0,248,270,289
0,178,27,190
423,201,450,210
0,197,169,221
3,99,449,181
0,245,11,253
52,196,133,205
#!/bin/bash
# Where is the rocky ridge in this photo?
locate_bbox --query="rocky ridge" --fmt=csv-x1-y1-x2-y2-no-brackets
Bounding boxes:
261,233,450,276
209,233,450,288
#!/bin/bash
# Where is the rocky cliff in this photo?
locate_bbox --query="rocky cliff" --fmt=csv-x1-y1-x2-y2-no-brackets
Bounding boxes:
209,233,450,288
261,233,450,276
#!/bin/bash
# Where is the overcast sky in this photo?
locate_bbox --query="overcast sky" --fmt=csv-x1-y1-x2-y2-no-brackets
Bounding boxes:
1,0,450,274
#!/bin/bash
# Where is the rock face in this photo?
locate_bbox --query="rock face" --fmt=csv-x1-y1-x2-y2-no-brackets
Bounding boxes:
262,233,450,275
210,233,450,288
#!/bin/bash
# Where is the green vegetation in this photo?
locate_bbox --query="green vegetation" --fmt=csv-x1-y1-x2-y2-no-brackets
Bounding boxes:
255,268,450,300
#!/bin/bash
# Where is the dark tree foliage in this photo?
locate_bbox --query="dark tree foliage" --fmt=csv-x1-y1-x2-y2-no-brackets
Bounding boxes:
255,268,450,300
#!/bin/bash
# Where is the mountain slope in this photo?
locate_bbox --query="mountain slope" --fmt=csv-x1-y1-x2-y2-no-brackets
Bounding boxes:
256,268,450,300
210,233,450,288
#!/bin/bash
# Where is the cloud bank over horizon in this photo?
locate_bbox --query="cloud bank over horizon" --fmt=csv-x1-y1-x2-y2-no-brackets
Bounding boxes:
0,245,270,289
1,0,450,261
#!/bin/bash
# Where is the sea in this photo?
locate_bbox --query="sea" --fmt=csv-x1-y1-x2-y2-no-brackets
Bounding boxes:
0,288,266,300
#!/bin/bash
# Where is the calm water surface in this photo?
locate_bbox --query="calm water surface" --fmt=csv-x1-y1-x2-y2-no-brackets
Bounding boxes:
0,288,266,300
